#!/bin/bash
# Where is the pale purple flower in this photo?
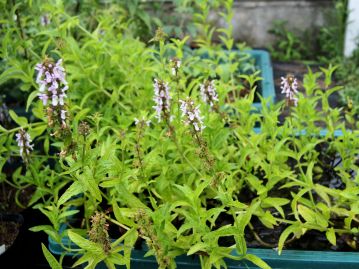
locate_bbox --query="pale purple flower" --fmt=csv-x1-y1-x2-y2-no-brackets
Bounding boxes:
35,58,69,126
134,117,151,127
40,14,50,26
281,75,298,107
60,110,66,120
200,80,218,108
38,94,48,105
15,129,33,162
171,58,181,76
180,98,205,132
153,79,171,122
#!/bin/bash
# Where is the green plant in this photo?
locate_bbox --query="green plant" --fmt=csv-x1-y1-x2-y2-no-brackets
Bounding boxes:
0,1,358,269
268,20,306,61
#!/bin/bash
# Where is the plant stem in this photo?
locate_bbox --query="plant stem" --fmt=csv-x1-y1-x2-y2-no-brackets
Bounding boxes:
12,0,29,60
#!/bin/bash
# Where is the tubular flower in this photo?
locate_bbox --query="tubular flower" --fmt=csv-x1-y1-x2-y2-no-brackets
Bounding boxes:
200,80,218,108
281,74,298,107
153,79,171,123
134,117,151,127
180,98,205,132
35,58,68,127
171,57,181,76
15,128,33,163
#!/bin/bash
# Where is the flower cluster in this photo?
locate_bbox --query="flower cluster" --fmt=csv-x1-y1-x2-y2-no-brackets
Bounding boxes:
88,212,111,254
134,117,151,127
200,80,218,108
153,79,171,123
170,57,181,76
281,74,298,107
35,58,68,127
15,129,33,164
135,209,171,268
179,98,205,132
40,14,50,26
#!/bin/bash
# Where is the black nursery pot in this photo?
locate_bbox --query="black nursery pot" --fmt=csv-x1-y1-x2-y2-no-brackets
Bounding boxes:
0,207,76,268
0,213,23,255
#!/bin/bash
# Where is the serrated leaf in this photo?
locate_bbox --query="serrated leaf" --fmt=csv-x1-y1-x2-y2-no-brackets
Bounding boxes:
297,204,316,223
68,230,104,255
26,90,39,111
41,243,62,269
326,227,336,246
57,181,83,206
9,110,28,126
245,254,271,269
278,223,302,254
187,242,207,256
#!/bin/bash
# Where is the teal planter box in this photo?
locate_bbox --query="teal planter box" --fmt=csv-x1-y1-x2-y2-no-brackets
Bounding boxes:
253,127,345,137
245,50,275,111
49,230,359,269
178,47,275,112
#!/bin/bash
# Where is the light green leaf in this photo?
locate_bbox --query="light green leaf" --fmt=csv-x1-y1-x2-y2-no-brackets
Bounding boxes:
245,254,271,269
9,110,28,126
41,243,62,269
187,242,207,256
57,181,83,206
326,228,336,246
68,230,104,255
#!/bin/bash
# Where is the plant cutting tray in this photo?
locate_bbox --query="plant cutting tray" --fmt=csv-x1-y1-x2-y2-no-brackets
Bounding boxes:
246,50,275,111
49,228,359,269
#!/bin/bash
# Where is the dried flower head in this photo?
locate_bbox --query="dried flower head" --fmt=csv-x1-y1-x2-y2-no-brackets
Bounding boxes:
135,209,171,268
200,80,218,108
170,57,181,76
88,212,111,254
78,121,91,137
15,129,33,164
153,79,171,123
281,74,298,107
180,98,205,132
151,27,167,42
35,57,69,128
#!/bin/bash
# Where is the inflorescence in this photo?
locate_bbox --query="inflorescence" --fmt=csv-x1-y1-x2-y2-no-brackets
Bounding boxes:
35,58,68,128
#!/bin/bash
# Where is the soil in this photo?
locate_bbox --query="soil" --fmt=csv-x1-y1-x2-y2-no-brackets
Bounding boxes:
0,221,20,250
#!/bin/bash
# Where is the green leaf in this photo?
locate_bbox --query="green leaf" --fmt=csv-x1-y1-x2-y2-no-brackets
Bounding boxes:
68,230,104,255
44,137,50,154
41,243,62,269
278,223,302,254
245,254,271,269
9,110,28,126
116,183,148,209
30,225,54,233
57,181,83,206
26,90,39,111
297,204,316,223
112,200,135,227
326,228,336,246
187,242,207,256
262,197,290,218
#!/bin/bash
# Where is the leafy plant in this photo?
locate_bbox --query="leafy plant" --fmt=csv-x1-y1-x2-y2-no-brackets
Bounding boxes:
0,1,358,269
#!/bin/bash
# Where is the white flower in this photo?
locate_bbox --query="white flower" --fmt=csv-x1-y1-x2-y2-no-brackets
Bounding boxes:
281,75,298,107
179,98,205,132
15,129,33,162
200,80,218,108
171,58,181,76
153,79,171,122
135,117,151,127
